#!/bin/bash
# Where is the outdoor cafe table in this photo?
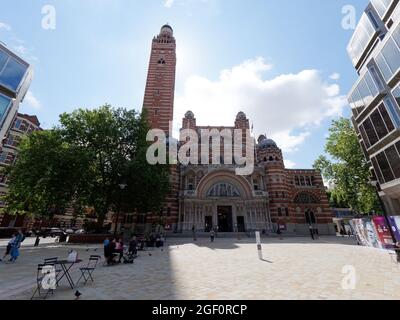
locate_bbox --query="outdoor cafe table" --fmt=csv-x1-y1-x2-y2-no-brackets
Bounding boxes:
54,259,83,289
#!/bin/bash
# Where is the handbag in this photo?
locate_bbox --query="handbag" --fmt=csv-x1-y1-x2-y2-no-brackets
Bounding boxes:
67,250,78,262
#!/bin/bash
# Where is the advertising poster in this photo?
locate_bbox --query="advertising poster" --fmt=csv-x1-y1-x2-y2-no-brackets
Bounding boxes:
372,217,394,248
388,216,400,242
350,219,369,247
350,218,381,248
365,220,382,249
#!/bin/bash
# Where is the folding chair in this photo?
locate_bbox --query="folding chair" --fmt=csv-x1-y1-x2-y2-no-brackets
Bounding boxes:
77,255,101,285
30,264,56,300
43,257,62,275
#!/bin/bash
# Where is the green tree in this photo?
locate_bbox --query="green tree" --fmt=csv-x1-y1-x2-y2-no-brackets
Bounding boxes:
313,118,381,214
1,130,89,218
3,105,170,228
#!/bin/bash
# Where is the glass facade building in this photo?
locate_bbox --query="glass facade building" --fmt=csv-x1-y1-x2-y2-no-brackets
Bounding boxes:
0,43,33,144
347,0,400,214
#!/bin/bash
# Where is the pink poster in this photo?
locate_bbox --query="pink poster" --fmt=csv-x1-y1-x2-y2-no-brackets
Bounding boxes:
372,217,394,248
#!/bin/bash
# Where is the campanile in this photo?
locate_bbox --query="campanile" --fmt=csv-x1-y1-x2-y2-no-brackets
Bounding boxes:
143,24,176,134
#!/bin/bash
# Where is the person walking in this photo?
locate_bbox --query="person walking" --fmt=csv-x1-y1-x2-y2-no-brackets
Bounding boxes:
210,230,215,243
192,225,197,241
0,234,16,262
9,230,25,262
277,226,283,240
309,225,315,240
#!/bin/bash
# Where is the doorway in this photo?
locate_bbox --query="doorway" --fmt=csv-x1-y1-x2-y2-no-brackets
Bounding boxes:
237,216,245,232
217,206,233,232
205,216,213,232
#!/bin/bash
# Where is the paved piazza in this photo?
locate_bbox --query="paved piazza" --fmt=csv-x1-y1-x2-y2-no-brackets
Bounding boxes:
0,236,399,300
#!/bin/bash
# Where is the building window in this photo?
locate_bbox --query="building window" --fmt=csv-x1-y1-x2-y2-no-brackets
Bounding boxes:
361,118,379,146
294,193,318,204
0,55,28,92
385,145,400,179
0,152,8,163
285,208,289,217
375,151,395,182
370,108,389,139
278,208,282,217
376,37,400,82
0,94,11,124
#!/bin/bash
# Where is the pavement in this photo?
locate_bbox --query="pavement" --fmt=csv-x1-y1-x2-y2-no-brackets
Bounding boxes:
0,236,399,300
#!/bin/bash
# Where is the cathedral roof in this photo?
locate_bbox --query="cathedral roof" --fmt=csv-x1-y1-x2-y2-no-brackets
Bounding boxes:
257,135,278,149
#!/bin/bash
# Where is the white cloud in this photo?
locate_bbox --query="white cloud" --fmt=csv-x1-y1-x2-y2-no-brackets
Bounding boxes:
164,0,175,7
0,22,11,31
284,159,297,169
329,72,340,80
175,57,347,153
24,91,41,110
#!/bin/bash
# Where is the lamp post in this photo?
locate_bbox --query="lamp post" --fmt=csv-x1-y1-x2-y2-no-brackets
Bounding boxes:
114,182,128,236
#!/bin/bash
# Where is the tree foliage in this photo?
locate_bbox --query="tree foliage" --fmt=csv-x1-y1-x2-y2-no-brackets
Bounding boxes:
2,105,170,225
313,118,381,214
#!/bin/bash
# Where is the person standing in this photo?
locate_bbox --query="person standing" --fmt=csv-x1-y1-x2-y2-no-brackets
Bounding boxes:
103,237,110,261
115,238,124,263
210,230,215,243
129,236,138,257
192,225,197,241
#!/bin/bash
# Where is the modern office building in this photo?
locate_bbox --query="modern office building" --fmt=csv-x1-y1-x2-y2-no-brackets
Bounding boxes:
0,42,33,143
347,0,400,215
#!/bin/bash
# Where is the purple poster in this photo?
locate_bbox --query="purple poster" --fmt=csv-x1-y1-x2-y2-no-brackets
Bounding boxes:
372,217,394,249
389,216,400,242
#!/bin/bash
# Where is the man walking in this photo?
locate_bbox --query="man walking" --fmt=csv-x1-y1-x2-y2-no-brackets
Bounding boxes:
210,230,215,243
309,225,315,240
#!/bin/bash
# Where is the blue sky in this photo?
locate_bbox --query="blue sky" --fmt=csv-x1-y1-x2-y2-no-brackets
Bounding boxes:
0,0,368,169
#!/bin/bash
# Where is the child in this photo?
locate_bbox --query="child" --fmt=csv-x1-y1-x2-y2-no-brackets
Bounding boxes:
0,234,16,262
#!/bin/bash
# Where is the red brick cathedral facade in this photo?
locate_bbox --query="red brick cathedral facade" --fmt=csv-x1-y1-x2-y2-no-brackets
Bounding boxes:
140,25,334,235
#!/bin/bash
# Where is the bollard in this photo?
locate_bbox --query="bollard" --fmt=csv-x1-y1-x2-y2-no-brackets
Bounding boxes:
256,231,262,260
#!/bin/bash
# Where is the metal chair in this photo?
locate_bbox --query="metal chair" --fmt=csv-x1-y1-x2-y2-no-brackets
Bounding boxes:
77,255,101,285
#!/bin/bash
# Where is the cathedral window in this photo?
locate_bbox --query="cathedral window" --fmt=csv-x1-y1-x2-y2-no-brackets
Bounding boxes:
207,183,241,198
294,193,318,204
158,58,166,65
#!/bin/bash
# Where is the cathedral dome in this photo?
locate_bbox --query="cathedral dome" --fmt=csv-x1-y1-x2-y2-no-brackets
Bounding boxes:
257,135,278,149
185,111,195,119
161,24,173,35
236,112,247,121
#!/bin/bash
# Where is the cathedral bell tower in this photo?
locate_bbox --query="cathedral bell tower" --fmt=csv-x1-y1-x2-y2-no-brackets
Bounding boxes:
143,24,176,134
142,25,179,230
